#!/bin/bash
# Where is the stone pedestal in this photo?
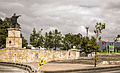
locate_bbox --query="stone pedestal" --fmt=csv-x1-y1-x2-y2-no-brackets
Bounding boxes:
76,51,80,59
6,28,22,48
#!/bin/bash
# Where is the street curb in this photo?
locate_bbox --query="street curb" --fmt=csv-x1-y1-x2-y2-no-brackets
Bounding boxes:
43,66,120,73
0,62,35,73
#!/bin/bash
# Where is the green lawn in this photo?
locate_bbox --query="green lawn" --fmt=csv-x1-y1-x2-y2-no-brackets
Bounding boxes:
99,51,120,53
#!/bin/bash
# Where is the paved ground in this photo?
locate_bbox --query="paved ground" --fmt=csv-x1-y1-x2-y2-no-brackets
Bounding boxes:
25,62,120,72
25,63,93,71
0,65,28,73
66,68,120,73
0,62,120,73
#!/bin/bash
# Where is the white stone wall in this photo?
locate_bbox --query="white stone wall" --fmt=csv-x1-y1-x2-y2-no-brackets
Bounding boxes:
0,49,76,63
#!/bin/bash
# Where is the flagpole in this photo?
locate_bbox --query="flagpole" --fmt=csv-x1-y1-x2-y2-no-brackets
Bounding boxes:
102,41,107,53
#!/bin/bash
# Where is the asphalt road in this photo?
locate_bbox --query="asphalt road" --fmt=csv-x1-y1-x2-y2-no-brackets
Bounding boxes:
66,67,120,73
0,65,28,73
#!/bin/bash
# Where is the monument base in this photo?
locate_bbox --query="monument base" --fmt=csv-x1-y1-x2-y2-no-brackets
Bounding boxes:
6,28,22,49
6,37,22,48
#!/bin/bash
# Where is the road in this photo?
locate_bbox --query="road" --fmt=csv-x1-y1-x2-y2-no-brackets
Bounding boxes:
0,65,28,73
66,67,120,73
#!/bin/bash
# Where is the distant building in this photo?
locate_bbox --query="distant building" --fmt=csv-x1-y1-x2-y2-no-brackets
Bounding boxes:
98,41,120,51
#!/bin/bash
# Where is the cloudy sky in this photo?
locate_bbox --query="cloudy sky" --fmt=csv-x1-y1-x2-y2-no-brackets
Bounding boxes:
0,0,120,42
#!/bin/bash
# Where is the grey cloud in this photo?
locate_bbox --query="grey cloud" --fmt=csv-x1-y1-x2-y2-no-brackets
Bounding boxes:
0,0,119,42
104,0,120,10
97,0,120,41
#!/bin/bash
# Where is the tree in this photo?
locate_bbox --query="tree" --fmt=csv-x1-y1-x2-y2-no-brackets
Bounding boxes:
62,33,82,50
62,33,73,50
48,31,54,49
114,34,120,42
44,31,54,49
22,37,28,48
94,22,105,67
72,33,82,49
30,28,39,47
44,29,62,50
113,34,120,52
86,36,100,67
0,18,2,25
94,22,105,41
44,32,49,49
0,18,10,48
53,29,62,50
21,34,28,48
37,35,44,48
87,36,100,52
81,37,89,53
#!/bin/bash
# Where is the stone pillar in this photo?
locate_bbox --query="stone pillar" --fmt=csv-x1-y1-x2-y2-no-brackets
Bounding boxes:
75,51,80,59
6,28,22,49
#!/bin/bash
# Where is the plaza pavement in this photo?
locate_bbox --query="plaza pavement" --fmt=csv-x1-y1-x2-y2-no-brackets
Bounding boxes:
24,62,120,72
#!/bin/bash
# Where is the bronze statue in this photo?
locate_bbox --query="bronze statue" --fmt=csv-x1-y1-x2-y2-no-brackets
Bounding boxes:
11,13,21,28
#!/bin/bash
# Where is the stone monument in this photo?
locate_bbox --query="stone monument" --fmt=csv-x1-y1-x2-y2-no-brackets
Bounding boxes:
6,13,22,49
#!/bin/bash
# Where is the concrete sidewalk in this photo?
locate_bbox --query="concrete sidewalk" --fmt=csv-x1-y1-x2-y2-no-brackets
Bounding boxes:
24,63,120,72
